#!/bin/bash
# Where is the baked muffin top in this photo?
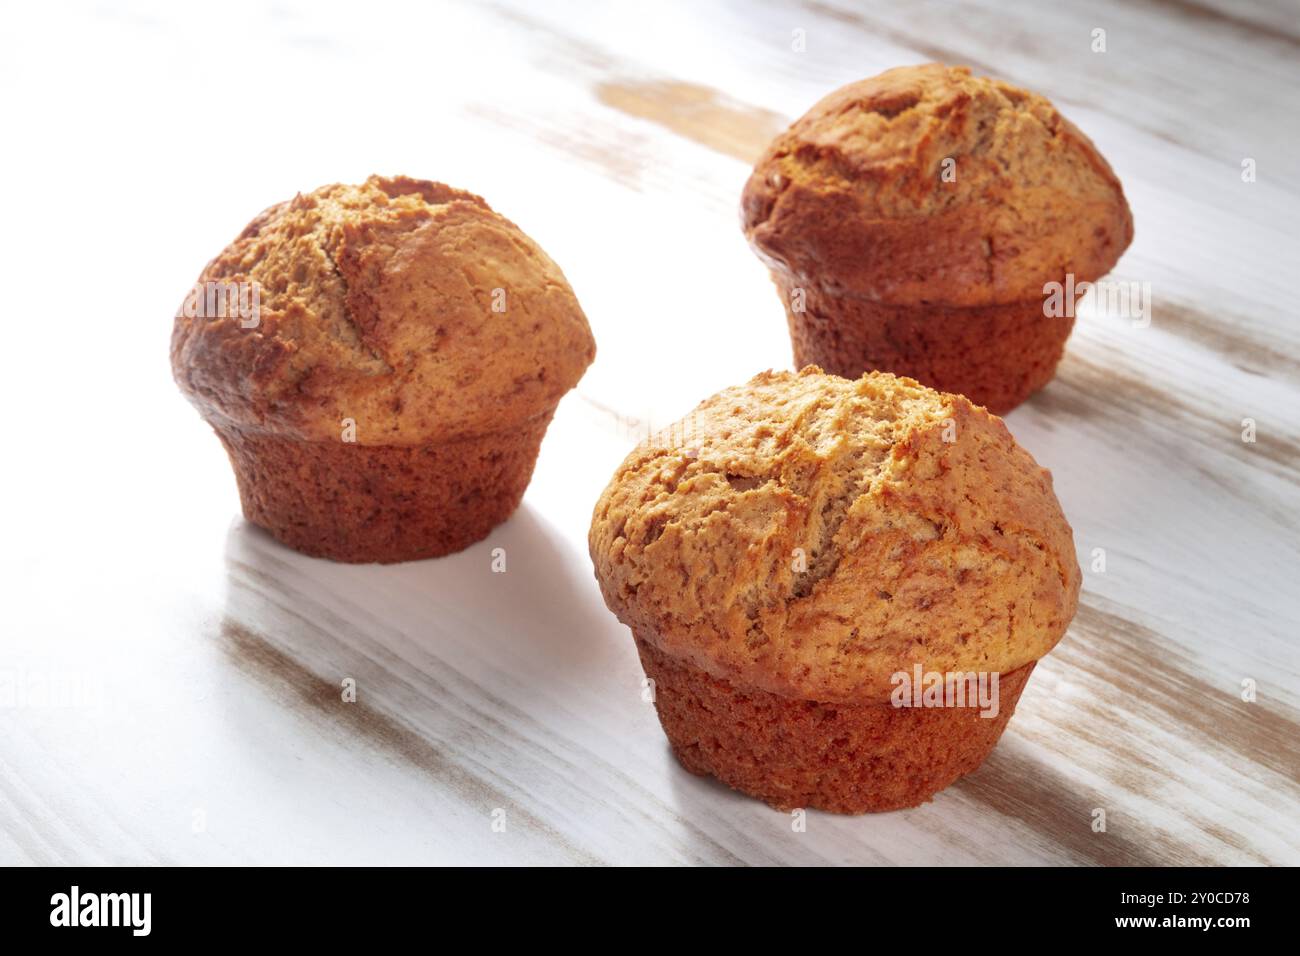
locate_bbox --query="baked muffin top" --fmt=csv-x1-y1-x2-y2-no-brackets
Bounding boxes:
589,367,1081,703
172,176,596,444
742,64,1133,307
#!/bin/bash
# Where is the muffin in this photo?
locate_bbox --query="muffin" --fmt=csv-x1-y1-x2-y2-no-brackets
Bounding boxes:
589,367,1081,813
172,175,595,563
741,64,1133,414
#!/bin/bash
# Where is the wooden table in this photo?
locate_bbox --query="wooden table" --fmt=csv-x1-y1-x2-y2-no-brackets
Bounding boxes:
3,0,1297,865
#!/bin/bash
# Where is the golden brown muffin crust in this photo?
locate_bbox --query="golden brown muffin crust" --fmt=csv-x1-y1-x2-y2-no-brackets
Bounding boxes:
742,64,1133,306
172,175,595,444
638,637,1036,813
217,410,555,563
777,279,1074,415
589,368,1081,703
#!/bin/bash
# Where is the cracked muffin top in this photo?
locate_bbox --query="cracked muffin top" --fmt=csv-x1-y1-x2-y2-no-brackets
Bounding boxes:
741,64,1133,308
589,367,1081,703
172,175,596,444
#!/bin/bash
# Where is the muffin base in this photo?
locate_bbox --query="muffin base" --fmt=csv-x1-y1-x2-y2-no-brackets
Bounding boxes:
214,410,555,563
775,275,1074,414
636,635,1035,814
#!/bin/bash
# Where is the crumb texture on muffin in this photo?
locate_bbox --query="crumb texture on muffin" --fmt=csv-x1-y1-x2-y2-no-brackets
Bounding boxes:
172,175,596,444
741,63,1133,306
589,367,1081,703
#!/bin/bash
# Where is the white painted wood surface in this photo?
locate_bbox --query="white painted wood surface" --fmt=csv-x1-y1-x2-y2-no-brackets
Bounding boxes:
1,0,1297,865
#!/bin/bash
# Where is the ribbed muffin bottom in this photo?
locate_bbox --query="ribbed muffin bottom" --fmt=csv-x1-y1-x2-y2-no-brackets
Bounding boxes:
214,409,556,563
774,274,1074,415
635,635,1035,814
